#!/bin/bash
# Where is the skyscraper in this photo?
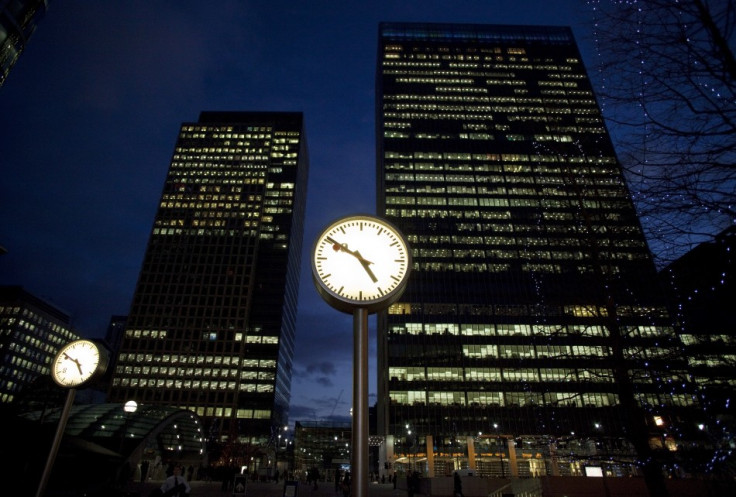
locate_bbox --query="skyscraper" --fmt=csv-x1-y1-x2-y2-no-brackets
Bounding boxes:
0,285,79,405
108,112,308,445
0,0,49,87
376,23,695,477
660,227,736,465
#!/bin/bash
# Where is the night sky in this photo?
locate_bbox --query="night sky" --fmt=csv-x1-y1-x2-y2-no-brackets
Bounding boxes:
0,1,590,423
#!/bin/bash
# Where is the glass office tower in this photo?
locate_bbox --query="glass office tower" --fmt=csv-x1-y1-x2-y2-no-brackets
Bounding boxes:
376,23,694,477
109,112,308,445
0,0,49,87
0,285,79,405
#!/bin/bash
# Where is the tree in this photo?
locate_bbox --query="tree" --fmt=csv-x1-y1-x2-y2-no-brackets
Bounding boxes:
589,0,736,265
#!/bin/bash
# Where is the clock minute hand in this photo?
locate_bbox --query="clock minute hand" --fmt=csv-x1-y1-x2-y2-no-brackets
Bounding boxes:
325,236,378,283
64,352,84,375
326,237,375,265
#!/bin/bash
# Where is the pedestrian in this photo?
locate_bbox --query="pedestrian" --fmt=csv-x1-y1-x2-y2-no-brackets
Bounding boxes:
341,471,351,497
140,460,150,483
311,468,320,490
454,472,464,497
160,465,191,497
409,471,420,497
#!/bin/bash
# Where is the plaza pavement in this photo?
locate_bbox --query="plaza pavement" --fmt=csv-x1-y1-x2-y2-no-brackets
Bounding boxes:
127,479,405,497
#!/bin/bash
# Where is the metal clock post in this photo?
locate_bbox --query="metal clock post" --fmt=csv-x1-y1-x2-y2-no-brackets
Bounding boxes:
312,215,411,497
37,339,109,497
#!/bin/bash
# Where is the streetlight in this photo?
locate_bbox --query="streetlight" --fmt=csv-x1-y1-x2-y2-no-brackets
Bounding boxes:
405,424,414,473
124,400,139,414
120,401,138,454
118,400,138,487
492,423,504,478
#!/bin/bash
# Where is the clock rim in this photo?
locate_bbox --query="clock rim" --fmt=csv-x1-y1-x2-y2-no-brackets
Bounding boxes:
51,339,110,389
311,214,411,314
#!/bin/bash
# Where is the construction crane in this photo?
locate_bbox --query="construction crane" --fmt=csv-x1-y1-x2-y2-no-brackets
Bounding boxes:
329,389,344,419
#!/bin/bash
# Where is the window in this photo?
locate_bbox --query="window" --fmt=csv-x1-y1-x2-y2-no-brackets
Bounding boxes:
428,391,466,405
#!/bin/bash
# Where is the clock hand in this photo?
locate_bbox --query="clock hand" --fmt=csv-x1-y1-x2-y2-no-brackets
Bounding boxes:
326,237,375,266
325,237,379,282
64,352,84,375
354,250,378,282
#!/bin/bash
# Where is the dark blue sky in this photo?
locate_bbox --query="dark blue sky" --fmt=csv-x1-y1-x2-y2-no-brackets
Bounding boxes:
0,1,590,423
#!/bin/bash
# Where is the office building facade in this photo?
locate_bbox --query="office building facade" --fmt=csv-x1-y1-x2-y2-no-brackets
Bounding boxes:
0,0,49,87
0,285,79,405
376,23,695,477
660,227,736,467
108,112,309,445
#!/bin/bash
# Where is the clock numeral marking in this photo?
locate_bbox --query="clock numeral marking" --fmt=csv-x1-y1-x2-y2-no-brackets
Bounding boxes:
391,275,401,282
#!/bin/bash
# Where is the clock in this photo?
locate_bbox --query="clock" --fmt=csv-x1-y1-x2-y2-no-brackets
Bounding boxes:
312,215,411,313
51,339,109,388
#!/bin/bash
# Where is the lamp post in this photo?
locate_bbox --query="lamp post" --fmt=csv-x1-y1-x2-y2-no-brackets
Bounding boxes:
120,400,138,454
118,400,138,487
277,425,290,477
405,424,413,473
493,423,505,478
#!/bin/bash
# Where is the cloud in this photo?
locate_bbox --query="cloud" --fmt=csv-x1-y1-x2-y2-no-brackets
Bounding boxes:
301,361,338,387
289,389,351,423
306,361,337,376
288,403,318,421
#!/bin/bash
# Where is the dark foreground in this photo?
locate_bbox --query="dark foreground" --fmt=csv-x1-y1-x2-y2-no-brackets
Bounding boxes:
128,480,402,497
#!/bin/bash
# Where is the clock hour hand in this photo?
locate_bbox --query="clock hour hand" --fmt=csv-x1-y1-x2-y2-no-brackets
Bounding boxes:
355,251,378,282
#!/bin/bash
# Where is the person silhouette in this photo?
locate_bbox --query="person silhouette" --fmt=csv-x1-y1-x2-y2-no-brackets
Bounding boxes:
140,460,150,483
454,472,464,497
160,465,191,497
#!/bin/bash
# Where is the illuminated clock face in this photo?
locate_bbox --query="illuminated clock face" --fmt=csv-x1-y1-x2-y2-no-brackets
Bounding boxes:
51,340,107,388
312,215,411,313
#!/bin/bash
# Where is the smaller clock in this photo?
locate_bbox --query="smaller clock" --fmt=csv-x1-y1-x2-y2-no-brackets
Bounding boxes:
51,339,109,388
312,214,411,313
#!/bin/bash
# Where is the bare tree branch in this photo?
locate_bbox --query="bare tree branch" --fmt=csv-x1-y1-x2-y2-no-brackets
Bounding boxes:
589,0,736,265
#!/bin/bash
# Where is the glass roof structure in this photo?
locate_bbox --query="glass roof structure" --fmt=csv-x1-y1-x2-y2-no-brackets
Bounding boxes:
22,402,206,460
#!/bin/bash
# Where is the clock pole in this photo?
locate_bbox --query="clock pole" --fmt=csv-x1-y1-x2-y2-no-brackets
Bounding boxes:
311,215,411,497
36,388,76,497
352,307,369,497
